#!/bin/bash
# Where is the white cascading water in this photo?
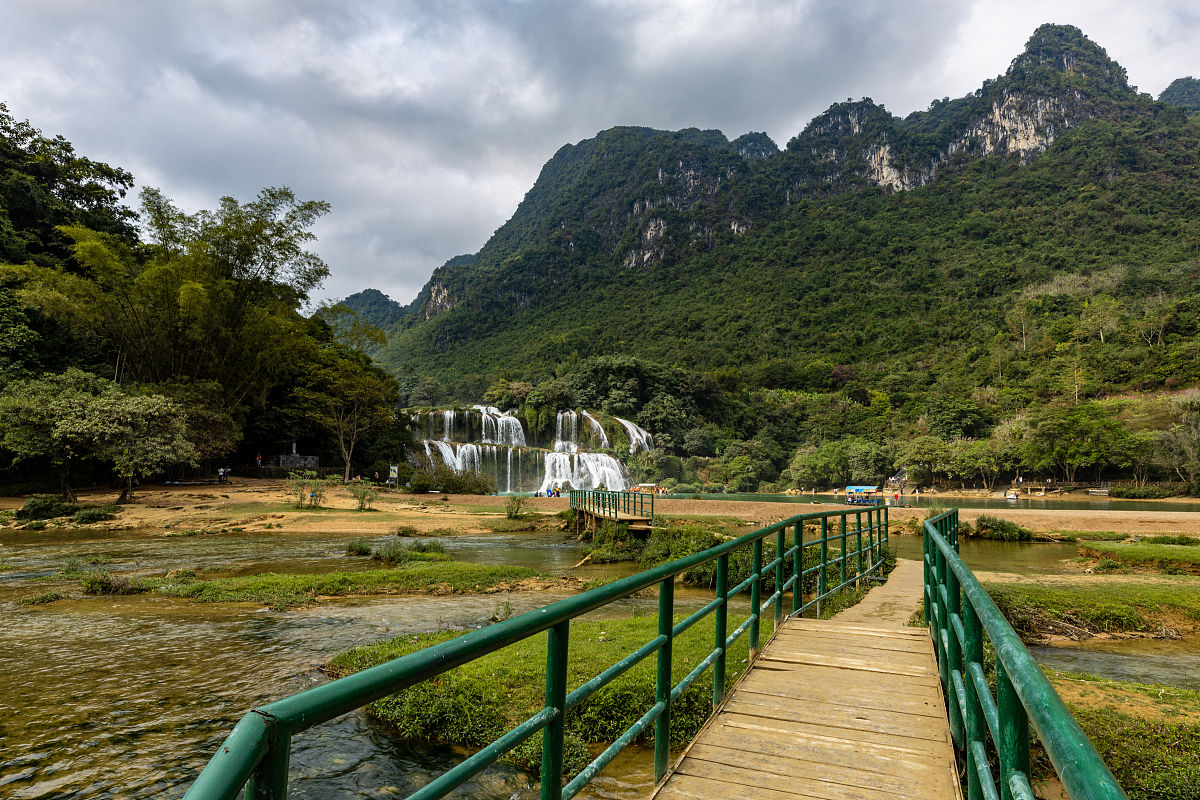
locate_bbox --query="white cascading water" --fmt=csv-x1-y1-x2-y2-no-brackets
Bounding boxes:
613,416,654,454
538,452,629,494
581,410,610,449
553,410,579,453
414,407,636,492
472,405,527,447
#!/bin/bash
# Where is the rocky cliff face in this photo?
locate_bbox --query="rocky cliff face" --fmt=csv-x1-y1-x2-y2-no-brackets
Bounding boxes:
401,24,1146,329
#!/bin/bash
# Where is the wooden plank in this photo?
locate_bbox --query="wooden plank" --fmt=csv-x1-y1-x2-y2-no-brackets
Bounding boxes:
680,745,936,800
726,693,954,743
654,615,962,800
675,757,921,800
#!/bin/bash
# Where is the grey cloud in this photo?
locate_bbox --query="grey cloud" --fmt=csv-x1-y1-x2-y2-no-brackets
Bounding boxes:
2,1,1198,305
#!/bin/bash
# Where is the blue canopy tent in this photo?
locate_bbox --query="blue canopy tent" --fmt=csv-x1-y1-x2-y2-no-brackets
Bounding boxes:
843,485,884,505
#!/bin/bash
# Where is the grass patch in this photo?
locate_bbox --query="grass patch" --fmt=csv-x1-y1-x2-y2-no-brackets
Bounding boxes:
19,591,63,605
1081,542,1200,574
71,504,118,524
986,580,1200,639
1042,669,1200,800
81,571,149,595
451,504,508,514
372,541,450,565
481,517,544,532
327,612,777,776
150,560,543,610
345,538,372,556
1051,531,1129,543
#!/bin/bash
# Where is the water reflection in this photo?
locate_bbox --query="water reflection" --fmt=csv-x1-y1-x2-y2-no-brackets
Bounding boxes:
1030,636,1200,691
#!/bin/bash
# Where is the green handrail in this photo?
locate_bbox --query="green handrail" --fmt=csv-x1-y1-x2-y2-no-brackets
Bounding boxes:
184,505,890,800
923,510,1128,800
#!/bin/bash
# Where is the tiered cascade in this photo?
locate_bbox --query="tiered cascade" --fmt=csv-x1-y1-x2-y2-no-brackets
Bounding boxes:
410,407,653,493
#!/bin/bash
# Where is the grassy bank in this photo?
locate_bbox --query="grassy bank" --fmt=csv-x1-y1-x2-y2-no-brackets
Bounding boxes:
149,560,545,610
986,580,1200,640
1080,541,1200,574
1045,668,1200,800
328,612,776,775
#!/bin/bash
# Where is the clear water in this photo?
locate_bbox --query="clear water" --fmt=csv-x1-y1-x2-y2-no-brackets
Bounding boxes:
670,491,1200,514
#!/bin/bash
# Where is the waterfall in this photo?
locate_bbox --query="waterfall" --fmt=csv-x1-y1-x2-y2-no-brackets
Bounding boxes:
613,417,654,454
553,410,579,453
473,405,527,447
581,410,610,449
538,452,629,493
411,406,643,493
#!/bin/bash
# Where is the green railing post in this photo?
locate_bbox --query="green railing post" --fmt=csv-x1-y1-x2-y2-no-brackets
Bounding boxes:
839,514,847,590
654,576,674,783
749,539,762,655
540,620,570,800
883,505,889,547
946,558,964,750
774,527,785,625
791,522,803,615
962,598,985,800
244,730,290,800
818,517,828,615
713,553,728,708
855,511,863,587
997,659,1031,800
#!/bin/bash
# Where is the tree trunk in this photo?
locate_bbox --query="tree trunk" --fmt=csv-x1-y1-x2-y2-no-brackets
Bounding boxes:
59,461,76,502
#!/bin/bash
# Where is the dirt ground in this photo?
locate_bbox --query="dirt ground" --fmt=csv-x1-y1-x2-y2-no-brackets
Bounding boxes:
4,480,1200,536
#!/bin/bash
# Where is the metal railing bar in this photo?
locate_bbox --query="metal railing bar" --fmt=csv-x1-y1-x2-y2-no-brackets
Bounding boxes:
560,700,665,800
971,740,1001,800
565,635,666,711
1008,771,1037,800
672,598,723,639
726,614,755,648
969,661,1000,743
728,574,757,597
409,707,556,800
670,647,722,702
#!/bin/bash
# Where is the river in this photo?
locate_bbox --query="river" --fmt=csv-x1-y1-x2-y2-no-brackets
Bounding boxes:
1,517,1193,798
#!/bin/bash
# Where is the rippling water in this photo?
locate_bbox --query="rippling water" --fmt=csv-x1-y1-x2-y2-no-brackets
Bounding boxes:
0,527,669,799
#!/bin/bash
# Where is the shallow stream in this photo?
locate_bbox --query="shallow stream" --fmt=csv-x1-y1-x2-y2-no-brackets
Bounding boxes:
1,519,1193,798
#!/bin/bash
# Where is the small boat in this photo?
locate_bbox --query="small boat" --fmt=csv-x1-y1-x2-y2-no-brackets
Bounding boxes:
1004,491,1019,501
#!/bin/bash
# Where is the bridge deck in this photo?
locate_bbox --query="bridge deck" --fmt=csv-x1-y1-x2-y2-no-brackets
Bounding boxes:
652,617,961,800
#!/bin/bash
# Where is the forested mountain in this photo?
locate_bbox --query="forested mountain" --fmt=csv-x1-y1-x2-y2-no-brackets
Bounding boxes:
370,24,1198,409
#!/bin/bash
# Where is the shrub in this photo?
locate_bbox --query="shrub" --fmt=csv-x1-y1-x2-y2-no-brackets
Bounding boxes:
504,495,527,519
22,519,48,530
973,515,1033,541
20,591,63,605
1108,485,1173,499
391,524,419,536
287,471,337,508
81,571,147,595
372,541,415,565
345,538,372,556
72,505,118,524
17,494,79,520
347,482,380,511
406,540,446,554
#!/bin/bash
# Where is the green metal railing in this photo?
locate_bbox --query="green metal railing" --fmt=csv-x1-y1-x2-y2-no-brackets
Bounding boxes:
568,489,654,523
923,510,1127,800
184,506,890,800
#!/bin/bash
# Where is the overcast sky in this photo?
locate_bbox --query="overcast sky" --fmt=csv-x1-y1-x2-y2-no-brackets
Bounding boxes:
4,1,1199,306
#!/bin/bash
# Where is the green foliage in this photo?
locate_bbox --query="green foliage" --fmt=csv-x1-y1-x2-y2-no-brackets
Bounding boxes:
504,495,527,519
1159,77,1200,113
287,470,336,508
1082,541,1200,572
409,465,496,495
1108,485,1174,499
19,591,63,605
346,481,380,511
1070,708,1200,800
345,538,372,556
372,540,449,565
17,494,80,520
972,515,1034,541
71,504,117,524
153,561,539,610
986,580,1200,637
81,571,148,595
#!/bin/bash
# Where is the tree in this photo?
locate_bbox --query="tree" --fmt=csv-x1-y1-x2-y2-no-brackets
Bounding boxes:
0,369,111,499
1160,399,1200,491
87,390,198,500
296,351,400,482
1023,403,1128,483
897,435,951,485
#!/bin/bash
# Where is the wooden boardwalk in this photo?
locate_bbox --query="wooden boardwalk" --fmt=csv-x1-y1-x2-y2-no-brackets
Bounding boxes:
652,616,961,800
